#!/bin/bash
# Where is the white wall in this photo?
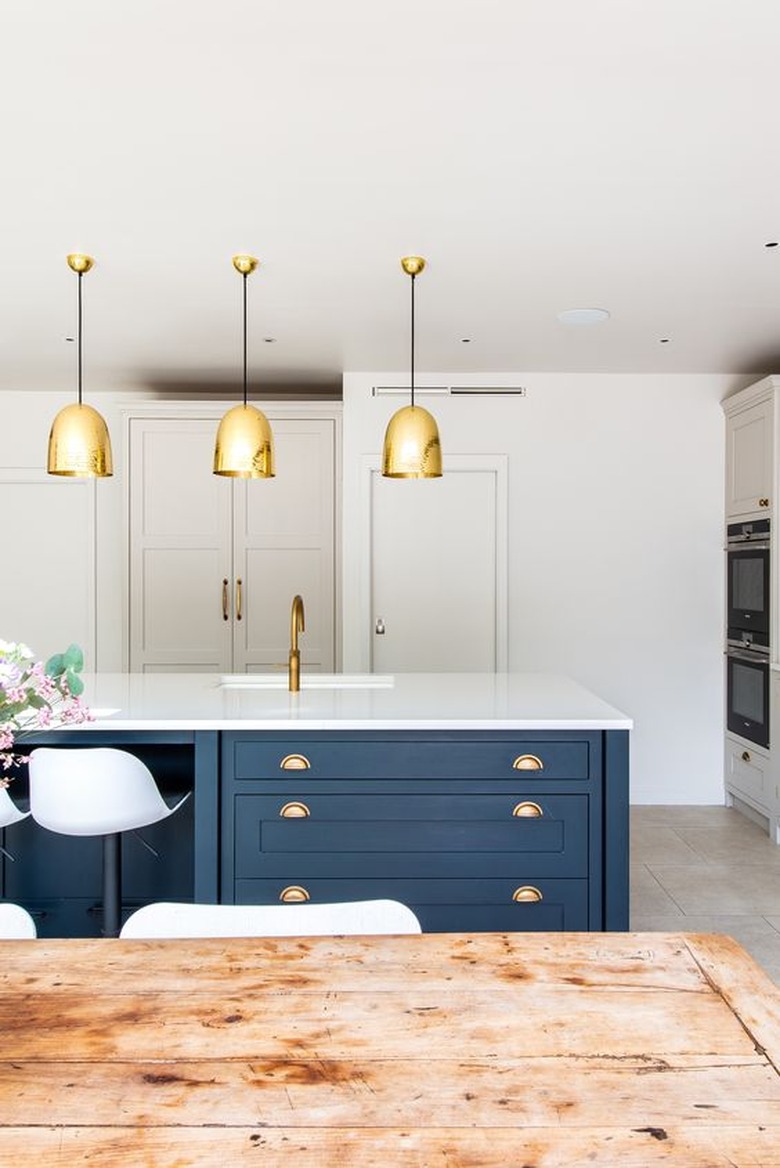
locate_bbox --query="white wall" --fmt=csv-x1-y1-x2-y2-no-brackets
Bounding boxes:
342,371,748,805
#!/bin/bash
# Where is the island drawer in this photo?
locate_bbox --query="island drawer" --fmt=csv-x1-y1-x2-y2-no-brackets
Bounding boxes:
225,733,595,782
234,876,589,931
233,792,589,879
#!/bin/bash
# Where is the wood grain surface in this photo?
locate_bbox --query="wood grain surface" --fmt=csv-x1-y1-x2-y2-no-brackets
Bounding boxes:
0,931,778,1166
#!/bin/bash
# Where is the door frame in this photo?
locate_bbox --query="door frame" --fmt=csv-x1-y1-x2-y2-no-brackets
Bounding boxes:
356,453,509,672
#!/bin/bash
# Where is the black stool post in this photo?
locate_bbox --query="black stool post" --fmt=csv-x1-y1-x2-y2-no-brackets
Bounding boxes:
102,833,122,938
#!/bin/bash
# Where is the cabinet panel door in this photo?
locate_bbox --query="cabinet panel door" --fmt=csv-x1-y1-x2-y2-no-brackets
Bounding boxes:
369,459,506,672
726,399,773,519
129,419,232,671
0,471,95,663
129,413,337,674
232,418,336,673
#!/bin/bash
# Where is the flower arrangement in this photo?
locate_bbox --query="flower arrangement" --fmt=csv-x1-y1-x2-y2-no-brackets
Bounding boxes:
0,641,92,774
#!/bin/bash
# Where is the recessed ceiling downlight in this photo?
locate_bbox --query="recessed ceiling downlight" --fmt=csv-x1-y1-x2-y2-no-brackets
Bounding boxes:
557,307,610,326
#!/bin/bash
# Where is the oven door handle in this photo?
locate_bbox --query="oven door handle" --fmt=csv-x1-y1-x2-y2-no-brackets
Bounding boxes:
727,541,771,551
726,648,770,665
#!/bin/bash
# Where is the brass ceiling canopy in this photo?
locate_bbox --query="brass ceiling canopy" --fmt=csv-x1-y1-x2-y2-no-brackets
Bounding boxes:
47,254,113,477
382,255,442,478
213,256,275,478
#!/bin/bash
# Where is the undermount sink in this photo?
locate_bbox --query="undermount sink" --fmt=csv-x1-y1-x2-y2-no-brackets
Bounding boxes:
218,673,395,690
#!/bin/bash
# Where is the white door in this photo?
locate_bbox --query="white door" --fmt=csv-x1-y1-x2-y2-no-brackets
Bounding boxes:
369,457,507,672
0,471,96,665
129,418,233,672
233,417,336,673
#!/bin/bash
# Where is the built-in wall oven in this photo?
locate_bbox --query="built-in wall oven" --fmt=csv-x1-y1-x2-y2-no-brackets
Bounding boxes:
726,518,770,748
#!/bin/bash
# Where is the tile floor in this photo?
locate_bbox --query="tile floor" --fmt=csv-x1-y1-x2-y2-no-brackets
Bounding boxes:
631,804,780,984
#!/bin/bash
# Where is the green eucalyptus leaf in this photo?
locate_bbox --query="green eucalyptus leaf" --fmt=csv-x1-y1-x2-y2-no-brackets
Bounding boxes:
65,669,84,696
63,644,84,673
45,653,65,678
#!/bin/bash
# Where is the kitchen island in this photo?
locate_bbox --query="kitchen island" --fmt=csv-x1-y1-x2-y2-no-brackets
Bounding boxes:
2,673,631,937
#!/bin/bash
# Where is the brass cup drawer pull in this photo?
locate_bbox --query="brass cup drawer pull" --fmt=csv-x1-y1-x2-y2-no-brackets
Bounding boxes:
280,753,311,771
512,754,544,771
512,885,543,903
512,801,543,818
279,801,311,819
279,885,310,903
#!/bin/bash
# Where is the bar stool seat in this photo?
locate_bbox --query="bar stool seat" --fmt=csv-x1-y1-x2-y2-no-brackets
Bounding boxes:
29,747,189,937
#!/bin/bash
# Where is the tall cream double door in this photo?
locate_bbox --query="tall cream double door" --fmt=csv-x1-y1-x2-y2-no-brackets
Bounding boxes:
128,408,339,673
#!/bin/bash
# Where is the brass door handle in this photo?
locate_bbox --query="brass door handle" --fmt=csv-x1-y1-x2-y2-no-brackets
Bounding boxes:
236,578,242,621
280,754,311,771
512,801,543,818
280,801,311,818
741,751,751,762
512,885,543,903
222,578,229,621
279,885,310,903
512,754,544,771
759,498,770,508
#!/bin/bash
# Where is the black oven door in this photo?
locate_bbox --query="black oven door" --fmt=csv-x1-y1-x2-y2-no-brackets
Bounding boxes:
726,650,769,748
727,544,770,641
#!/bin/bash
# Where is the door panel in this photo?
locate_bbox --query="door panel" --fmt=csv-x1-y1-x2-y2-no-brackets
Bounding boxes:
370,466,502,672
233,419,335,673
129,419,233,671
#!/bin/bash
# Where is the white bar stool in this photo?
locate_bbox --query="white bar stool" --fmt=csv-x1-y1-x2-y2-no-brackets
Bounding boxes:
0,785,31,862
29,747,190,937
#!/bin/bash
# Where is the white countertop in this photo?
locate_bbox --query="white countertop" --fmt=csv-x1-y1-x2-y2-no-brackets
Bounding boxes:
75,672,632,732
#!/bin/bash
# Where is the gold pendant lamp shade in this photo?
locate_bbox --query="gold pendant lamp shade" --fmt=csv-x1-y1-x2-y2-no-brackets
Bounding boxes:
47,255,113,477
213,255,275,478
381,256,442,479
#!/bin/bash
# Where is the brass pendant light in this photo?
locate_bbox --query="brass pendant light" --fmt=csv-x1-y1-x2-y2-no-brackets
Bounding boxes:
381,255,442,478
213,255,275,478
47,254,113,477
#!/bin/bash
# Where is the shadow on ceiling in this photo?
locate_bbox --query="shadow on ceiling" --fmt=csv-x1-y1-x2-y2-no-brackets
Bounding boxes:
136,374,342,401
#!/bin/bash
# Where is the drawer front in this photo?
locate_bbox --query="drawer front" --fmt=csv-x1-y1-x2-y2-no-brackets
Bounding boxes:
234,792,588,878
234,877,589,932
726,741,771,810
228,735,593,782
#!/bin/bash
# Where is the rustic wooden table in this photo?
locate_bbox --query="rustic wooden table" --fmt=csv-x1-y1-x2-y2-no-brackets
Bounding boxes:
0,931,778,1165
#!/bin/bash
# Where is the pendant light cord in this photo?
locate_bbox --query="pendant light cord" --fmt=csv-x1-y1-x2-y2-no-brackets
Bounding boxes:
410,272,416,410
242,271,248,408
77,268,82,406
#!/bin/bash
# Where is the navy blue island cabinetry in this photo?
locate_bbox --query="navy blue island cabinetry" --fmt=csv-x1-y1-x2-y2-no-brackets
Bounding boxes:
221,729,629,932
0,673,630,936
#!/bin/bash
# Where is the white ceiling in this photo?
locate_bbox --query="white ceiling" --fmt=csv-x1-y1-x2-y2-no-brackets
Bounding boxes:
3,0,780,395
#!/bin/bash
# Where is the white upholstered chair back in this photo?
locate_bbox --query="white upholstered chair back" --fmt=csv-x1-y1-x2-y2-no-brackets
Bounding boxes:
0,902,37,938
120,899,422,938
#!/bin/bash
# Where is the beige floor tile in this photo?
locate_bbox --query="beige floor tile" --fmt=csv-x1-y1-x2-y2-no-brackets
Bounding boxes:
649,863,780,915
631,805,749,827
630,825,702,865
629,864,684,917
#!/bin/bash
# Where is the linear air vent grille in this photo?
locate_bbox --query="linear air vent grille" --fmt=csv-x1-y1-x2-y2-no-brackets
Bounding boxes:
450,386,527,396
372,385,526,397
372,386,449,396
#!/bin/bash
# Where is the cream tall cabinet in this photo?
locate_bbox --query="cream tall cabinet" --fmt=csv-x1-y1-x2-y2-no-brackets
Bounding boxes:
127,405,340,674
722,377,778,841
725,385,773,520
